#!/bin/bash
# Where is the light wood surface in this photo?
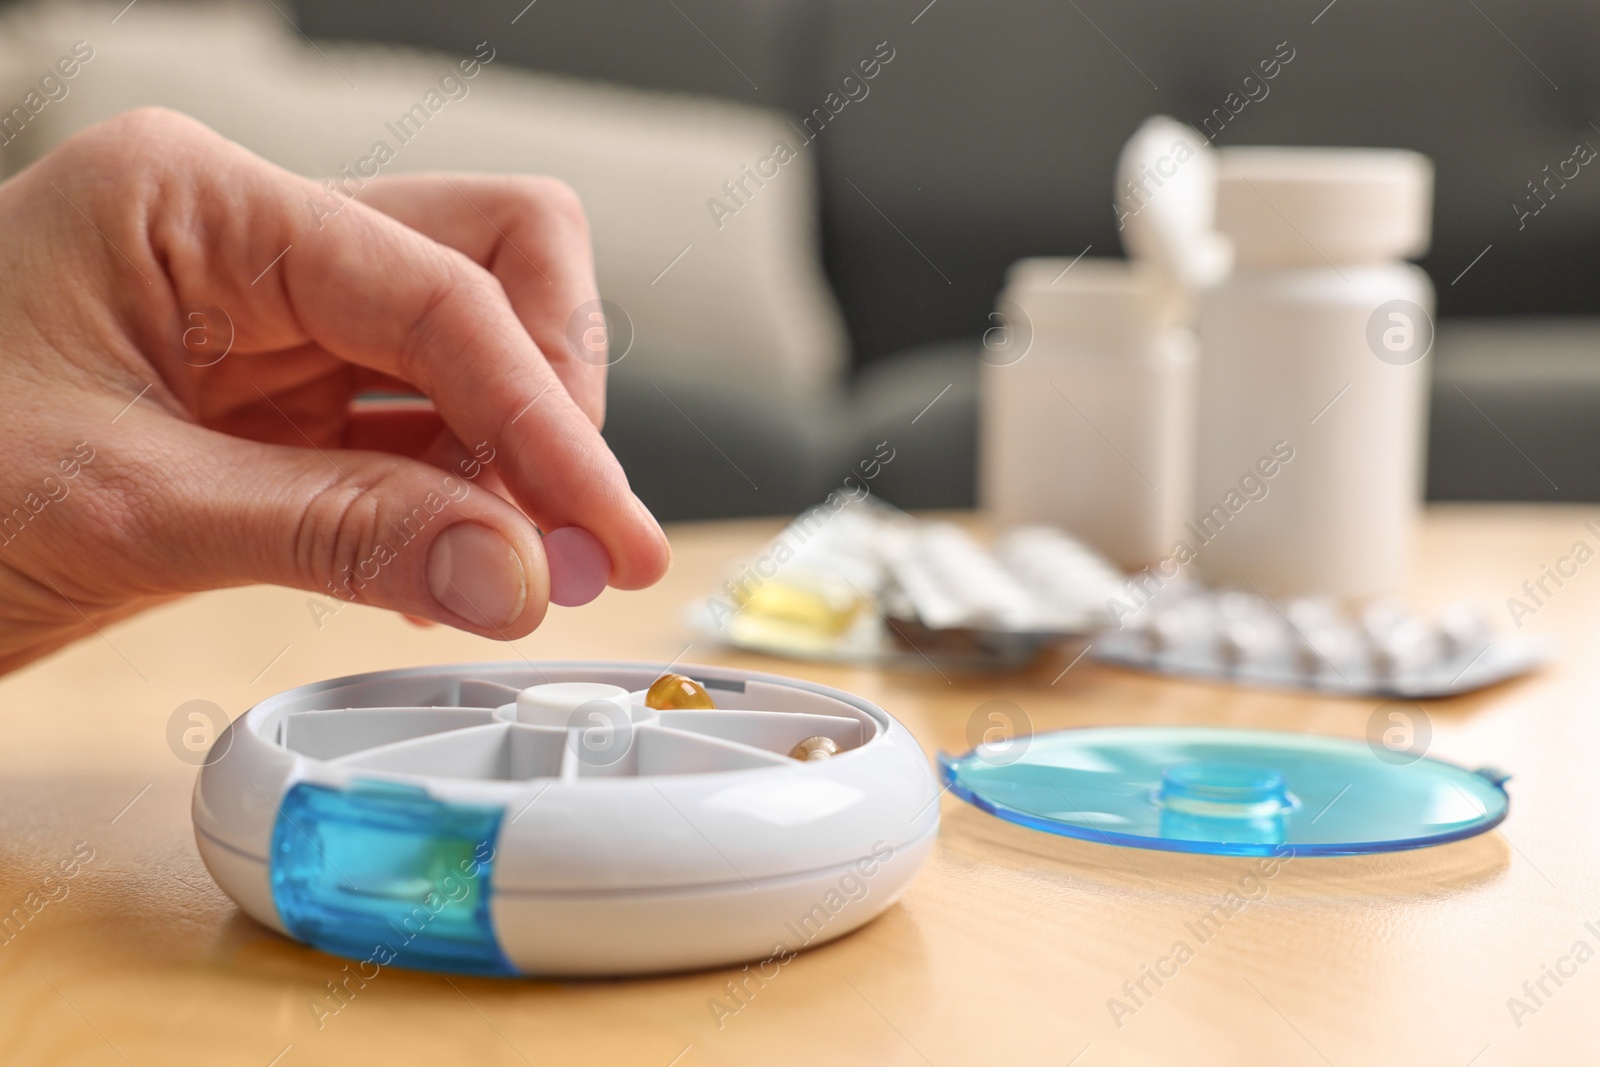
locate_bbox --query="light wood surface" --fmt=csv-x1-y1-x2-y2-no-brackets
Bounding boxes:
0,505,1594,1066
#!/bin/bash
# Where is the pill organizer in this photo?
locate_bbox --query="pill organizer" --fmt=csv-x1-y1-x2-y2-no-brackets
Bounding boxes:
193,662,940,976
1096,590,1547,697
942,726,1511,856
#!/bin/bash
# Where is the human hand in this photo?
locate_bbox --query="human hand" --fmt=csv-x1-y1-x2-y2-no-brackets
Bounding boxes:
0,107,670,674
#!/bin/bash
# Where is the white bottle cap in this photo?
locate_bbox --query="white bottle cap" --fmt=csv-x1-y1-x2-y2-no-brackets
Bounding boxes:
1214,147,1433,267
1115,116,1233,293
1002,258,1163,345
516,682,631,726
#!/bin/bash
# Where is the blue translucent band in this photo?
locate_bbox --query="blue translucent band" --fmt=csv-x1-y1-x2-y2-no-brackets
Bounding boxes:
270,780,514,975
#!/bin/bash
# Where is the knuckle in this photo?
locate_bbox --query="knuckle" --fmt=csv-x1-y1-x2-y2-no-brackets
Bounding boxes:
42,108,221,207
108,105,206,139
292,474,395,600
64,107,207,164
534,175,585,213
518,175,590,236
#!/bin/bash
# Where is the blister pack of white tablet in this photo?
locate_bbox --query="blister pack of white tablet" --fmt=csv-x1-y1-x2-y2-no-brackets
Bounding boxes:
1093,590,1548,697
882,523,1123,634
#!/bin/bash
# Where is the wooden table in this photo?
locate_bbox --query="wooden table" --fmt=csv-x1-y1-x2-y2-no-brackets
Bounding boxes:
0,505,1594,1066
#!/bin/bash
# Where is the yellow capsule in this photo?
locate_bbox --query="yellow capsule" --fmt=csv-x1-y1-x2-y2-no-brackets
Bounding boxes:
789,736,840,762
645,673,718,710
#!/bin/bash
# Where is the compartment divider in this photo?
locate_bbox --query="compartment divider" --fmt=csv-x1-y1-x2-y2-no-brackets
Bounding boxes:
328,722,512,779
655,709,868,755
639,725,793,774
283,706,498,760
558,732,583,782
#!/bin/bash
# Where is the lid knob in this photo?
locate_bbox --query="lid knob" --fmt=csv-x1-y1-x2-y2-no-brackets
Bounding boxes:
1157,761,1290,819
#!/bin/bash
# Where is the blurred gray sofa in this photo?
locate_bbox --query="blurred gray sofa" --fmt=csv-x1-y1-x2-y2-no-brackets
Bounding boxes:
292,0,1600,516
4,0,1597,517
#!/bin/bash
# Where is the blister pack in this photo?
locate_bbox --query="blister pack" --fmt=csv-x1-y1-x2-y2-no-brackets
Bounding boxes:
690,501,1548,695
1095,590,1547,697
686,501,1123,666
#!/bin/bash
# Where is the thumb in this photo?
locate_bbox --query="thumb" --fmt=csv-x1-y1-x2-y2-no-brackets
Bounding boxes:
123,420,551,636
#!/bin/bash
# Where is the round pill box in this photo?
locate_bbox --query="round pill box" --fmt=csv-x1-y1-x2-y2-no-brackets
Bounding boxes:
192,661,940,976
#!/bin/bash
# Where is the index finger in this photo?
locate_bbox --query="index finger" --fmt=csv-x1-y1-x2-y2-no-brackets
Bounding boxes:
62,109,670,589
355,173,610,428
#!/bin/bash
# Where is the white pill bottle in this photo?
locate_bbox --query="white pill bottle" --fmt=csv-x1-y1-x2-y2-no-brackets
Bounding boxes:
1194,148,1434,598
980,258,1197,570
980,117,1230,571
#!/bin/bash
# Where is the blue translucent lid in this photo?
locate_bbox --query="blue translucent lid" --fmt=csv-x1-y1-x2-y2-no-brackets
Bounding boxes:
939,727,1509,856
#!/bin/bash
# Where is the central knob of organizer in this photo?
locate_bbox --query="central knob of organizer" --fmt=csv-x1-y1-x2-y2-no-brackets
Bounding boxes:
516,682,632,726
1156,761,1290,819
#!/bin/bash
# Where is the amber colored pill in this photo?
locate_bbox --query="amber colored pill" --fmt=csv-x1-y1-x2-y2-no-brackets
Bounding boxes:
645,673,718,710
789,736,840,761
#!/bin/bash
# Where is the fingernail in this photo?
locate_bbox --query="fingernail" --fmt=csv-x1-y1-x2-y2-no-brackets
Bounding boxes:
427,523,526,627
543,526,611,607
